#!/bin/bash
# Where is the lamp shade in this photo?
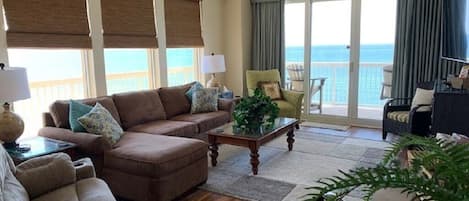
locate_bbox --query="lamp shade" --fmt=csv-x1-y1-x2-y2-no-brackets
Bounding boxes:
202,55,226,73
0,67,31,103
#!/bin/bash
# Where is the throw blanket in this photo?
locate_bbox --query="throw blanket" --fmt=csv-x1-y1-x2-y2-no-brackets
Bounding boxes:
0,146,28,201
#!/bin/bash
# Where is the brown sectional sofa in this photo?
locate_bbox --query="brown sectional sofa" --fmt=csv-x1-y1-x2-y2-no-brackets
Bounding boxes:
38,83,235,201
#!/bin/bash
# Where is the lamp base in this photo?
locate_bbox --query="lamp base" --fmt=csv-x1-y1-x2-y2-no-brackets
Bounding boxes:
0,103,25,145
207,73,222,88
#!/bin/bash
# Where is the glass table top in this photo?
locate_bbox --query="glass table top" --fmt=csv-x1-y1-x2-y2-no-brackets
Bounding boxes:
5,136,76,161
210,117,298,139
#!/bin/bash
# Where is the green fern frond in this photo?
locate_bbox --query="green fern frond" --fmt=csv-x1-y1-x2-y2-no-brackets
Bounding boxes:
305,135,469,201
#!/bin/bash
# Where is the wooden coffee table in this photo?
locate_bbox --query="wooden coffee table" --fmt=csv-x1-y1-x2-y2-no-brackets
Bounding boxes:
207,117,299,175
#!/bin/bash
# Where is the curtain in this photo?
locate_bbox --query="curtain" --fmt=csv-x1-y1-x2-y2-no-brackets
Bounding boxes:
251,0,285,81
392,0,465,99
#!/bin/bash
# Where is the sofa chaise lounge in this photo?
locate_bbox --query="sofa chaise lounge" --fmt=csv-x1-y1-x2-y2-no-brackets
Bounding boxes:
38,82,235,201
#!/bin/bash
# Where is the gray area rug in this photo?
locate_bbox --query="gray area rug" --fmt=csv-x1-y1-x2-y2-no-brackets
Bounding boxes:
200,127,392,201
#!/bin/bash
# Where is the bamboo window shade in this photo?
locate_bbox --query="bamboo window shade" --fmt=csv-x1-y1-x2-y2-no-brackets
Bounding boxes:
3,0,91,48
101,0,157,48
165,0,204,48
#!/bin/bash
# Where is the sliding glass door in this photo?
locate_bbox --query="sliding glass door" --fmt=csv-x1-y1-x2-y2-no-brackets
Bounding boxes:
285,0,397,126
309,0,351,117
357,0,397,120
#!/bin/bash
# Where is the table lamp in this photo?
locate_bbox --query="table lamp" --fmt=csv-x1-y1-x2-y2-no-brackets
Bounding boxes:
202,54,226,88
0,63,31,148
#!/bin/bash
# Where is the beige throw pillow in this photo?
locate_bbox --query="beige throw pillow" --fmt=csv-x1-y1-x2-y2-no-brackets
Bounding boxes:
258,81,283,100
411,88,434,112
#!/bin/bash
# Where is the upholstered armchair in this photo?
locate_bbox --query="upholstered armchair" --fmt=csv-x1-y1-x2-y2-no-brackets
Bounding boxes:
246,70,304,120
382,82,434,140
0,145,116,201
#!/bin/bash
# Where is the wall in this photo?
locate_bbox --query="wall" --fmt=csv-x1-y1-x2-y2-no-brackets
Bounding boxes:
222,0,251,96
201,0,226,84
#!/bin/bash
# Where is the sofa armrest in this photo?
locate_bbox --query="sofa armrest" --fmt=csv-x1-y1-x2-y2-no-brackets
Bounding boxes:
218,98,235,121
15,153,76,199
74,157,96,180
281,89,305,119
38,127,109,155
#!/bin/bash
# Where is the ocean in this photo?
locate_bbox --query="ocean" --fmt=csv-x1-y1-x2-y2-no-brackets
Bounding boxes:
9,44,394,106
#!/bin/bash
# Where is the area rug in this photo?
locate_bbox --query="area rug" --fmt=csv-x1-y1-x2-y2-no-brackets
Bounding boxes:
200,128,392,201
300,121,350,131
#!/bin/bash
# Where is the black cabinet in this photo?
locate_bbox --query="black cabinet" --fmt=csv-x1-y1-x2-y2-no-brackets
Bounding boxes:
432,82,469,136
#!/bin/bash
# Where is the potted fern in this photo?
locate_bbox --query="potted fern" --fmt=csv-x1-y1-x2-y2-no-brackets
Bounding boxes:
305,135,469,201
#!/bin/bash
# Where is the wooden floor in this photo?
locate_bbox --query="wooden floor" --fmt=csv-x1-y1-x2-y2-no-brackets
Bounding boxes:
179,189,242,201
179,126,383,201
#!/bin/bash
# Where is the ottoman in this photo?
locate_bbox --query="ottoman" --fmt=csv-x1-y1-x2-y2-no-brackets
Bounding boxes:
102,132,208,201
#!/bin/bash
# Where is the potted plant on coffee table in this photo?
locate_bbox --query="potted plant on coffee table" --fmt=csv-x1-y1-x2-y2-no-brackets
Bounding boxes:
233,88,279,133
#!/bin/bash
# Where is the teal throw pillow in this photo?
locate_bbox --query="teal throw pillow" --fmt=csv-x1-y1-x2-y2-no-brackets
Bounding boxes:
185,82,204,100
78,103,124,146
191,88,218,114
69,100,93,132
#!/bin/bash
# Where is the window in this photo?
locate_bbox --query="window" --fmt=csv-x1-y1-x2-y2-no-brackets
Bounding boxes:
167,48,198,86
8,49,86,139
104,49,151,94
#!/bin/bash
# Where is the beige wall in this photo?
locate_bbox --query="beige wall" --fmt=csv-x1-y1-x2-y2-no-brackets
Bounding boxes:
222,0,251,96
201,0,226,84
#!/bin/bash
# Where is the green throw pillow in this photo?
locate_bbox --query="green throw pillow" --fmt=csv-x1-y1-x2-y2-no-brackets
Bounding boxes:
78,103,124,146
185,82,204,100
191,88,218,114
69,100,93,132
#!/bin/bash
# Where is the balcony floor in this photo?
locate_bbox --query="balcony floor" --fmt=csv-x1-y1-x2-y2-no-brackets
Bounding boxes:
309,104,383,120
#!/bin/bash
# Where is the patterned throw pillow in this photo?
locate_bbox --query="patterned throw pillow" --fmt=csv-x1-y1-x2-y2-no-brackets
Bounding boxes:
185,81,204,100
78,103,124,146
258,81,283,100
69,100,93,132
191,88,218,114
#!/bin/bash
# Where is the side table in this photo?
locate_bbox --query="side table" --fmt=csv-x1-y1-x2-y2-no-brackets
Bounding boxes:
4,136,77,164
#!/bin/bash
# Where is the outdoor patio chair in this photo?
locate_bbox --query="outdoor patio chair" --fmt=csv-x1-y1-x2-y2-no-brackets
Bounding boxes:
381,64,393,99
286,63,326,114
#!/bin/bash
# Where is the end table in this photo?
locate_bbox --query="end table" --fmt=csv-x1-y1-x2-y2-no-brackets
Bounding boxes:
4,136,77,164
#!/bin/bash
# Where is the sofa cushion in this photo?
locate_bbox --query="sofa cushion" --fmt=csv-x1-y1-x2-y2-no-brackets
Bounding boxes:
387,111,409,123
158,82,194,118
171,111,230,133
32,178,116,201
50,96,121,129
190,88,219,114
112,90,167,129
127,120,197,137
104,133,207,178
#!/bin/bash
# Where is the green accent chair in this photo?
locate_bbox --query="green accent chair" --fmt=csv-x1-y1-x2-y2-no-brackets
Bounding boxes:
246,70,304,120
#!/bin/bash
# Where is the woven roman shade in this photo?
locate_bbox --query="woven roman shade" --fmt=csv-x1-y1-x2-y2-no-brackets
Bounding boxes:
3,0,91,48
165,0,204,48
101,0,157,48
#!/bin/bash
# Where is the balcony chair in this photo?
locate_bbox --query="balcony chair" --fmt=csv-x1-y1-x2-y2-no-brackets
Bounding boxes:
246,69,304,120
382,82,434,140
286,63,327,113
381,64,393,100
0,145,115,201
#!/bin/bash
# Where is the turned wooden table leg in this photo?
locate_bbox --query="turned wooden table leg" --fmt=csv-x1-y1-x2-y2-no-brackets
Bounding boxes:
208,136,218,167
287,128,295,151
249,142,260,175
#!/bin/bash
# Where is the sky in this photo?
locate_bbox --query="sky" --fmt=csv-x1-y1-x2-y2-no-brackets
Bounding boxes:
285,0,398,46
